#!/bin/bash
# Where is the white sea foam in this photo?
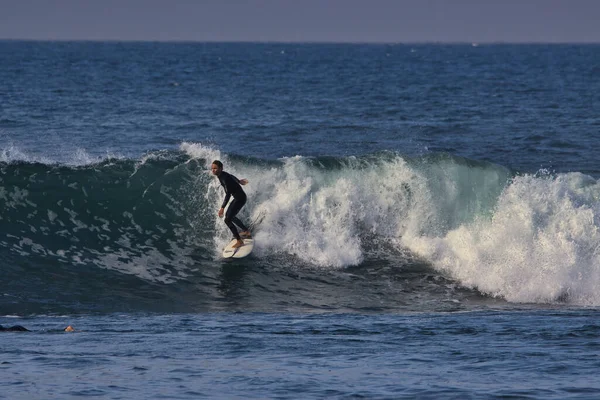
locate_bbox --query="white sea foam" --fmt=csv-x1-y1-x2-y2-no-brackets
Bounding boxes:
180,141,222,166
242,154,505,269
201,150,430,268
405,172,600,305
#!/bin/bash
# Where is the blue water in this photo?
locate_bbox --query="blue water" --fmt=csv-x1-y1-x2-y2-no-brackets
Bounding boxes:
1,41,600,398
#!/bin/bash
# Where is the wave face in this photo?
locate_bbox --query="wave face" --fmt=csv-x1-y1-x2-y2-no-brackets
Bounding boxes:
2,142,600,313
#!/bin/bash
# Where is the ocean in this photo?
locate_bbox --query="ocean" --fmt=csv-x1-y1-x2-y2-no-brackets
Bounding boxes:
1,41,600,399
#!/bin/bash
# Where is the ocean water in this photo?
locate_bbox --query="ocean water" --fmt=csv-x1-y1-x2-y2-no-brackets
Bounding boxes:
1,41,600,399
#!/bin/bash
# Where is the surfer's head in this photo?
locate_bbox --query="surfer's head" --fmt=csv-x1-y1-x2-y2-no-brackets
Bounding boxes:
211,160,223,176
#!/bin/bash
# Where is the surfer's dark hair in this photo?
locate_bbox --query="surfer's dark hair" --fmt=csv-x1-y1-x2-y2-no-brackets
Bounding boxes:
212,160,223,169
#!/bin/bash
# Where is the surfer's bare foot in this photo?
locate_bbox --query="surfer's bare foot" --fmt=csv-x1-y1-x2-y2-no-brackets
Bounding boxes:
240,231,252,239
232,239,244,248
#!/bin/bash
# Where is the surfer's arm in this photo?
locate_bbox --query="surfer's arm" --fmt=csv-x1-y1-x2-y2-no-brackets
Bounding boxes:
218,192,230,218
221,192,231,209
231,174,248,185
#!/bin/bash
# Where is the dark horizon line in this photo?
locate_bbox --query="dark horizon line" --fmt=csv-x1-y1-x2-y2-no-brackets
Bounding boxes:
1,38,600,46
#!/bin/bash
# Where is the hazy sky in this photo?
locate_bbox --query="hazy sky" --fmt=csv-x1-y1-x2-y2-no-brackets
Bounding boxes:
1,0,599,43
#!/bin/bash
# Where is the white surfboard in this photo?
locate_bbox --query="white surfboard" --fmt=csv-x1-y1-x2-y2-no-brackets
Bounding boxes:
222,238,255,259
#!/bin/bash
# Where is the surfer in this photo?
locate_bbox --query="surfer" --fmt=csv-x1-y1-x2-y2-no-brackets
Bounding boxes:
0,325,75,332
211,160,251,249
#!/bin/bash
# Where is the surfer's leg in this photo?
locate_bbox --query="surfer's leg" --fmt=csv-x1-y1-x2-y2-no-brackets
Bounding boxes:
231,196,249,234
224,198,246,240
232,217,248,233
224,215,241,240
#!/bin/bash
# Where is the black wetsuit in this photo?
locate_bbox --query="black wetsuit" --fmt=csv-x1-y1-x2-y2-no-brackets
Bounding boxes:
218,171,248,240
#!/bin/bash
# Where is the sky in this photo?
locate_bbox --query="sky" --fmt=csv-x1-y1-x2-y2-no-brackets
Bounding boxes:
1,0,599,43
